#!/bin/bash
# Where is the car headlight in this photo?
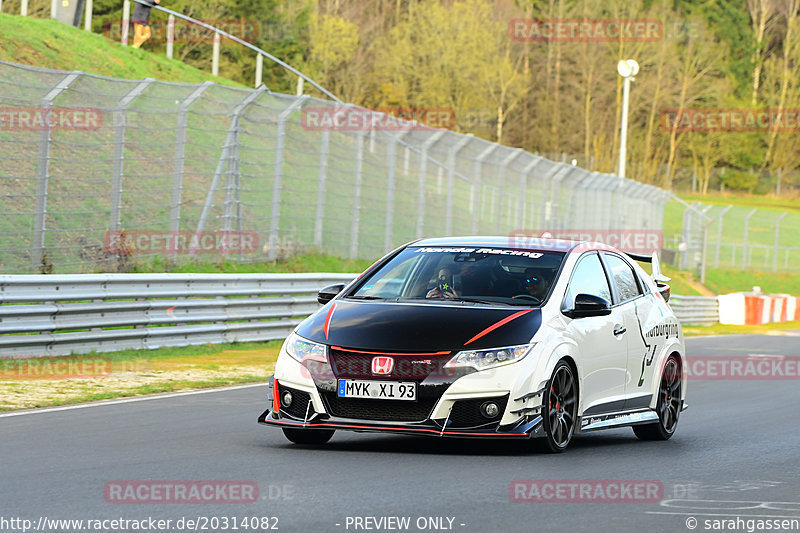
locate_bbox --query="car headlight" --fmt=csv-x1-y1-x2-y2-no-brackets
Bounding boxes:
444,343,534,371
284,332,327,363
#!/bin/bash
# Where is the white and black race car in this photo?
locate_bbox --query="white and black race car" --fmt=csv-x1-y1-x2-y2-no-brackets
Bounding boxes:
258,237,686,452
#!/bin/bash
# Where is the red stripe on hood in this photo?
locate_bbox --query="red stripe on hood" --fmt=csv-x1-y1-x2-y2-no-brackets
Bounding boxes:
324,302,337,340
464,310,533,346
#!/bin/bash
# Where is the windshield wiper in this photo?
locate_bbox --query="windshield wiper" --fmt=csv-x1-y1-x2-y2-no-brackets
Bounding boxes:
346,295,384,300
450,297,514,306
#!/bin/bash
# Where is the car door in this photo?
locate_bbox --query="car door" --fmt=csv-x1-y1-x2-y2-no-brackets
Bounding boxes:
599,253,651,411
562,252,628,415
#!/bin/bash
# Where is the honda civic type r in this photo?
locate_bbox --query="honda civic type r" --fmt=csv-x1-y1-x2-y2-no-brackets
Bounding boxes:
258,237,686,452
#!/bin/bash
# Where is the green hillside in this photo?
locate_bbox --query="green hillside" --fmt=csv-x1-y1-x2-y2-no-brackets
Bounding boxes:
0,13,242,86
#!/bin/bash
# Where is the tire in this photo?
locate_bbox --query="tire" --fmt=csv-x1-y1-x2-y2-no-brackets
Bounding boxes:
282,428,335,445
534,360,578,453
633,354,682,441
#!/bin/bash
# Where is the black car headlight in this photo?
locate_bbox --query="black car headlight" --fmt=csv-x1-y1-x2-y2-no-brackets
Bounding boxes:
444,343,535,371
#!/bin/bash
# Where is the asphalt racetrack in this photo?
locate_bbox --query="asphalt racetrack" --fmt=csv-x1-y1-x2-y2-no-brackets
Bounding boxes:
2,334,799,533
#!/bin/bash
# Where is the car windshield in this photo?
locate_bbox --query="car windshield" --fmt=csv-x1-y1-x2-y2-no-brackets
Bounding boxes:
349,246,565,306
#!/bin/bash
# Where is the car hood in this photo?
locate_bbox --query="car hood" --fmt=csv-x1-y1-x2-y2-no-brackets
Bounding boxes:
295,300,542,352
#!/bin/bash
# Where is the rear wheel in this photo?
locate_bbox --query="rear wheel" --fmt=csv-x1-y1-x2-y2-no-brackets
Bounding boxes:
282,428,335,445
535,360,578,453
634,354,682,441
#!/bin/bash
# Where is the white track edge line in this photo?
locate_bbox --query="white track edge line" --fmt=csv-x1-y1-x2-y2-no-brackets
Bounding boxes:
0,382,267,418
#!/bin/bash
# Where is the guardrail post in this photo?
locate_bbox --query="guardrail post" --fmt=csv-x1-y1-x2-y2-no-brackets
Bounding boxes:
416,131,446,238
32,72,81,271
50,0,56,18
170,82,212,259
20,0,28,16
384,133,398,252
121,0,129,45
349,131,365,259
166,14,174,59
212,31,220,76
445,134,472,236
742,208,757,269
269,96,309,261
471,144,498,234
255,54,263,88
773,212,787,272
110,78,154,236
84,0,93,30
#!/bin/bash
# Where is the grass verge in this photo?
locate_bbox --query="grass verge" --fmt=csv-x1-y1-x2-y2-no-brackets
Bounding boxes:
0,341,280,411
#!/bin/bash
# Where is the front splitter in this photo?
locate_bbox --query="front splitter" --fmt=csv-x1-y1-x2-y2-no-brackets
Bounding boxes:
258,409,543,439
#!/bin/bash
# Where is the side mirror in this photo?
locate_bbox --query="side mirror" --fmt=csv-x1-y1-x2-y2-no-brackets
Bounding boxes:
317,284,345,305
564,293,612,319
656,282,671,303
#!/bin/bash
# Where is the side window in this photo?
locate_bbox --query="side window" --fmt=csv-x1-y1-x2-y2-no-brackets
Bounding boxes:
603,254,642,303
563,253,612,309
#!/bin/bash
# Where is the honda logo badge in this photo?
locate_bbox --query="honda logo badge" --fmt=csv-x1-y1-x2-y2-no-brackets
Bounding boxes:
371,356,394,375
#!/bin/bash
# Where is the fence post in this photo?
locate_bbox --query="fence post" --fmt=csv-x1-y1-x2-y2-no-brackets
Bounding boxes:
773,212,787,272
121,0,129,45
212,32,220,76
714,205,732,268
496,149,524,233
170,82,211,259
110,78,154,236
84,0,93,30
349,131,365,259
193,87,266,254
32,72,81,270
314,107,345,248
255,54,263,88
471,144,499,234
445,134,472,236
416,131,446,238
742,208,757,270
384,134,398,252
519,156,543,231
166,14,174,59
269,95,309,261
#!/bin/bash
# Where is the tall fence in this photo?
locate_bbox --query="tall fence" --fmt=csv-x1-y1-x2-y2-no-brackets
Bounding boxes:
669,202,800,273
0,60,671,274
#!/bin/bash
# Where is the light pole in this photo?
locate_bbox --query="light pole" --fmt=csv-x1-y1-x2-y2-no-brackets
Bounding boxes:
616,59,639,179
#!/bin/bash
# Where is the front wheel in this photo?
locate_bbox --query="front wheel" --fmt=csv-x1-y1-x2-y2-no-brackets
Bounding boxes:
633,354,682,441
282,427,335,445
534,360,578,453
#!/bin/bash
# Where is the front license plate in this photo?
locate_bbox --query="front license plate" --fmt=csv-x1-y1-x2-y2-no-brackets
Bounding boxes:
337,379,416,401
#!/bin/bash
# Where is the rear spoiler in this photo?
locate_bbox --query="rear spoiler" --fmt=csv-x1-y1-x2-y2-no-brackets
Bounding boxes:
626,251,670,283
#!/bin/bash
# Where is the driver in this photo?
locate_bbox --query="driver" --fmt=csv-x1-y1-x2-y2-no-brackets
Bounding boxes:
522,269,547,301
426,268,459,299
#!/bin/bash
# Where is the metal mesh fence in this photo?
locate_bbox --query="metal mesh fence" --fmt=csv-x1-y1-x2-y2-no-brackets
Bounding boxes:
0,59,672,273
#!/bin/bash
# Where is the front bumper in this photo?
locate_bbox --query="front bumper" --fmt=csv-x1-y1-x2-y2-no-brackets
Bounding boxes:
258,406,543,439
